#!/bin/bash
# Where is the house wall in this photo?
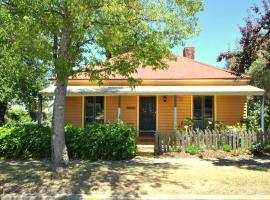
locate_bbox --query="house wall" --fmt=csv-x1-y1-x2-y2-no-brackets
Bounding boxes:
119,96,138,127
177,96,192,127
64,96,83,127
105,96,138,128
157,96,174,131
215,96,247,125
105,96,118,122
157,96,192,132
64,95,247,130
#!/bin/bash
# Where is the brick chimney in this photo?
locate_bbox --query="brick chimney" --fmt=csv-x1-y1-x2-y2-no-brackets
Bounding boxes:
183,47,195,60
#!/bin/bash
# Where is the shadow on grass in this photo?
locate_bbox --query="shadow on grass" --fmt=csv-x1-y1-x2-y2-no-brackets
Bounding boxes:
0,158,189,197
200,157,270,171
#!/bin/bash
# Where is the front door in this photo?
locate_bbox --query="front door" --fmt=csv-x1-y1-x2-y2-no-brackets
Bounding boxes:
139,96,156,133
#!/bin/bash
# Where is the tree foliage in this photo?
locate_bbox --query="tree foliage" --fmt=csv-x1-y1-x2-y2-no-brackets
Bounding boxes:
1,0,203,169
218,0,270,129
217,0,270,76
1,0,203,80
0,6,48,117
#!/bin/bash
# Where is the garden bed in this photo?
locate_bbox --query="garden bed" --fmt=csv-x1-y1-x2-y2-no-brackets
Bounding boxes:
159,149,270,159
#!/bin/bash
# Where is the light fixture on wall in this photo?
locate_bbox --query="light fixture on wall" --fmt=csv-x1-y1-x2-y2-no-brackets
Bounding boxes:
163,96,167,102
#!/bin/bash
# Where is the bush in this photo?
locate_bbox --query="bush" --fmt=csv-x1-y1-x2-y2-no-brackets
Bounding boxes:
65,123,137,160
250,143,264,154
0,123,51,159
215,121,228,131
264,144,270,152
223,144,232,152
0,122,137,160
5,106,31,125
185,145,197,155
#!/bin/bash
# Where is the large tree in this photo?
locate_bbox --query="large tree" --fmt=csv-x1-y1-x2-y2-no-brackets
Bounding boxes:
0,7,48,125
1,0,203,171
218,0,270,129
217,0,270,76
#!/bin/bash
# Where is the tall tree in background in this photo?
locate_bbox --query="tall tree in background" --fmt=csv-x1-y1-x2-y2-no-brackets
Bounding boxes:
217,0,270,79
0,7,48,125
1,0,203,171
218,0,270,129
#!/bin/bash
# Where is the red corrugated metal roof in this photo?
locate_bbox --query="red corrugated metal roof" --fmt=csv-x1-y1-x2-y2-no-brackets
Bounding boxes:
66,55,251,80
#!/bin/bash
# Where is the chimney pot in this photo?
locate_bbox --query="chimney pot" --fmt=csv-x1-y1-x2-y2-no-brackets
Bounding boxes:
183,47,195,60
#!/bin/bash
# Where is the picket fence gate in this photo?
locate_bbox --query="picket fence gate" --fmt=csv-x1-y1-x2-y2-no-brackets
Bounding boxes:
154,130,270,155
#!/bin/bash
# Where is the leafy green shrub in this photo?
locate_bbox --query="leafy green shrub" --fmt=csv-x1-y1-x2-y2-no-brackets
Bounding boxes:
223,144,232,152
65,123,137,160
5,107,31,125
215,121,228,131
0,123,51,159
250,143,264,154
185,145,197,155
0,122,137,160
264,144,270,152
182,118,193,130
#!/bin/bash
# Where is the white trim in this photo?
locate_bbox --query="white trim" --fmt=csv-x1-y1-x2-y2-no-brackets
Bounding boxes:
137,96,139,132
41,85,265,96
82,96,85,127
156,96,159,131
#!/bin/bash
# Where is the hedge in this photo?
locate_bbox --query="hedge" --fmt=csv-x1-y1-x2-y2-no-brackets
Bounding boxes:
0,123,51,159
0,122,137,160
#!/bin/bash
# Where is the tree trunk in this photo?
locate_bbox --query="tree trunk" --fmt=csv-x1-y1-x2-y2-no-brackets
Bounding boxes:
51,2,71,171
0,101,7,126
51,80,69,171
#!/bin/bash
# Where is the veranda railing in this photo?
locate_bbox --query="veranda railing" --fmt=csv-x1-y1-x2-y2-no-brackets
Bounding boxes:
154,130,270,155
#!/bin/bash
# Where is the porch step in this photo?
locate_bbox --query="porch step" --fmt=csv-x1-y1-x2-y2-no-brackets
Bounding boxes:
137,136,154,145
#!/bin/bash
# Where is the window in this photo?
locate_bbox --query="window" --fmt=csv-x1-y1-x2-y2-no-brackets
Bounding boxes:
193,96,214,130
84,96,104,126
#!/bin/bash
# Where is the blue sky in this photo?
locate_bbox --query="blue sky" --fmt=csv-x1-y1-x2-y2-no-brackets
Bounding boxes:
172,0,261,68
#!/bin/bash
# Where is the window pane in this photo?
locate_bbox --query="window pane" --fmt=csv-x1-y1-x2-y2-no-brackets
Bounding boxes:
205,96,214,129
205,96,213,120
95,96,104,123
193,97,202,120
193,120,203,130
85,97,94,126
193,96,214,130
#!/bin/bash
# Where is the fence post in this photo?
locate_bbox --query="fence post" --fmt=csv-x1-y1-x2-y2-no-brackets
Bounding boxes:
154,133,160,155
205,130,209,149
182,131,185,150
233,130,236,150
197,130,200,150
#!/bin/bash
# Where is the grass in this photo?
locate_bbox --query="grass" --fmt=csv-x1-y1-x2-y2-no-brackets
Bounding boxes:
1,155,270,197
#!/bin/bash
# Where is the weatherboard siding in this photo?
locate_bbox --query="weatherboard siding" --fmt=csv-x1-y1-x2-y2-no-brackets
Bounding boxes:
64,96,83,127
105,96,138,128
216,96,247,125
120,96,138,127
105,96,118,123
157,96,174,132
177,96,192,127
63,95,248,130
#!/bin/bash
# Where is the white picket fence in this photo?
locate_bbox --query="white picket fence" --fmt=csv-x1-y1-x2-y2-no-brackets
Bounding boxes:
154,130,270,155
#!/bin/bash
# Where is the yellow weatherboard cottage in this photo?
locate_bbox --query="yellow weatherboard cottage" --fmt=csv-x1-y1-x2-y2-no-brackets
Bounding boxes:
40,47,265,143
